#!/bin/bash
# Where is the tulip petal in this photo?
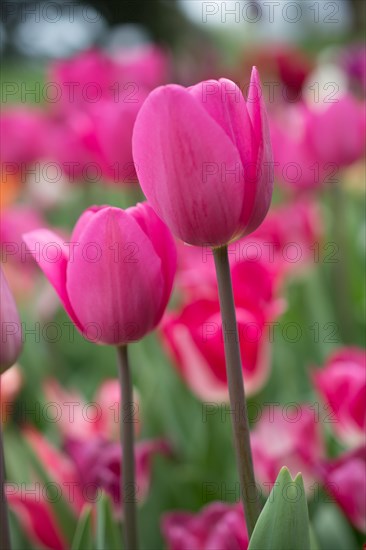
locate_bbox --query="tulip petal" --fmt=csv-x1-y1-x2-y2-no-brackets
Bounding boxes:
242,67,274,235
66,207,164,344
22,230,81,328
133,84,245,246
189,78,257,171
128,202,177,323
0,269,22,372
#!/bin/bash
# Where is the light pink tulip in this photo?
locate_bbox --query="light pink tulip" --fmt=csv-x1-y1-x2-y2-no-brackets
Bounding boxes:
0,268,22,372
48,49,118,114
313,347,366,448
0,364,22,422
163,241,283,400
0,206,44,268
322,447,366,532
113,44,170,90
0,107,47,166
44,378,140,441
82,96,147,184
306,95,365,167
23,203,176,345
250,199,323,278
133,68,274,246
270,95,365,189
250,405,324,492
162,501,248,550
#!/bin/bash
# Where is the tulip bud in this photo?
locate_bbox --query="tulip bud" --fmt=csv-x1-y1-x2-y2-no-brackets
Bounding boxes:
133,67,274,247
23,203,176,345
0,268,22,373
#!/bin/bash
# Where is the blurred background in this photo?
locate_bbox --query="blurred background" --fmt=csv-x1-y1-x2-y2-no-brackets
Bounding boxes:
1,1,365,549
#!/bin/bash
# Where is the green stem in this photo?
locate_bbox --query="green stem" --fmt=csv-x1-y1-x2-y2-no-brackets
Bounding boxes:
116,345,139,550
0,425,11,550
213,245,260,536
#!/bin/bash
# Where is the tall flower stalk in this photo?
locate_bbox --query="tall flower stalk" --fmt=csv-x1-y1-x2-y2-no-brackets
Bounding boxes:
213,246,260,534
117,346,139,550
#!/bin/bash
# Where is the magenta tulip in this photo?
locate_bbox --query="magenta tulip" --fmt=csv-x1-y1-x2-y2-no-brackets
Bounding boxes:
250,405,324,492
162,502,248,550
133,67,273,247
322,447,366,532
313,347,366,448
23,203,176,345
0,268,22,373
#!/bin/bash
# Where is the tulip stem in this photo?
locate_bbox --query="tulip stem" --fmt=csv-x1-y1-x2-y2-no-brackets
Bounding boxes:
213,245,260,536
0,425,11,550
117,345,139,550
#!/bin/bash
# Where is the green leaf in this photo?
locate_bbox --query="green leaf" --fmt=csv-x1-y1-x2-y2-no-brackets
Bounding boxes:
96,492,122,550
71,505,94,550
248,467,310,550
312,502,358,550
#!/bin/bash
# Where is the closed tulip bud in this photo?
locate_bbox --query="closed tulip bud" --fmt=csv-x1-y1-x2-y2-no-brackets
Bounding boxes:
23,203,176,345
0,268,22,373
133,67,274,247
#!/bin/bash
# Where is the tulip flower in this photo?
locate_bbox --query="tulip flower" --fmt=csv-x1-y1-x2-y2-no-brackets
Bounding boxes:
163,253,283,400
313,347,366,448
133,68,273,534
162,502,248,550
270,94,366,189
322,447,366,532
0,365,22,423
133,67,273,248
83,96,148,184
44,378,140,442
0,267,22,550
0,107,47,167
0,268,22,374
7,413,170,547
24,202,176,549
250,405,324,493
23,202,176,345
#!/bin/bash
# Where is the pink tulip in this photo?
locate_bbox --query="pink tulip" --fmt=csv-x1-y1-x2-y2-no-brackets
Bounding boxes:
306,95,365,167
0,268,22,373
7,429,84,550
23,202,176,345
340,44,366,94
48,49,118,114
65,437,170,515
163,242,283,400
322,447,366,532
8,410,170,545
250,199,323,277
0,364,22,422
163,299,271,400
113,44,170,90
250,405,324,492
7,490,67,550
313,347,366,448
0,206,45,268
82,96,147,184
133,68,274,246
270,96,365,189
44,378,140,441
162,501,248,550
0,107,47,167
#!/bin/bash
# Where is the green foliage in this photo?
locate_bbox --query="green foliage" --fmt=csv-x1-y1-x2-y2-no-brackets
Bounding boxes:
248,467,310,550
